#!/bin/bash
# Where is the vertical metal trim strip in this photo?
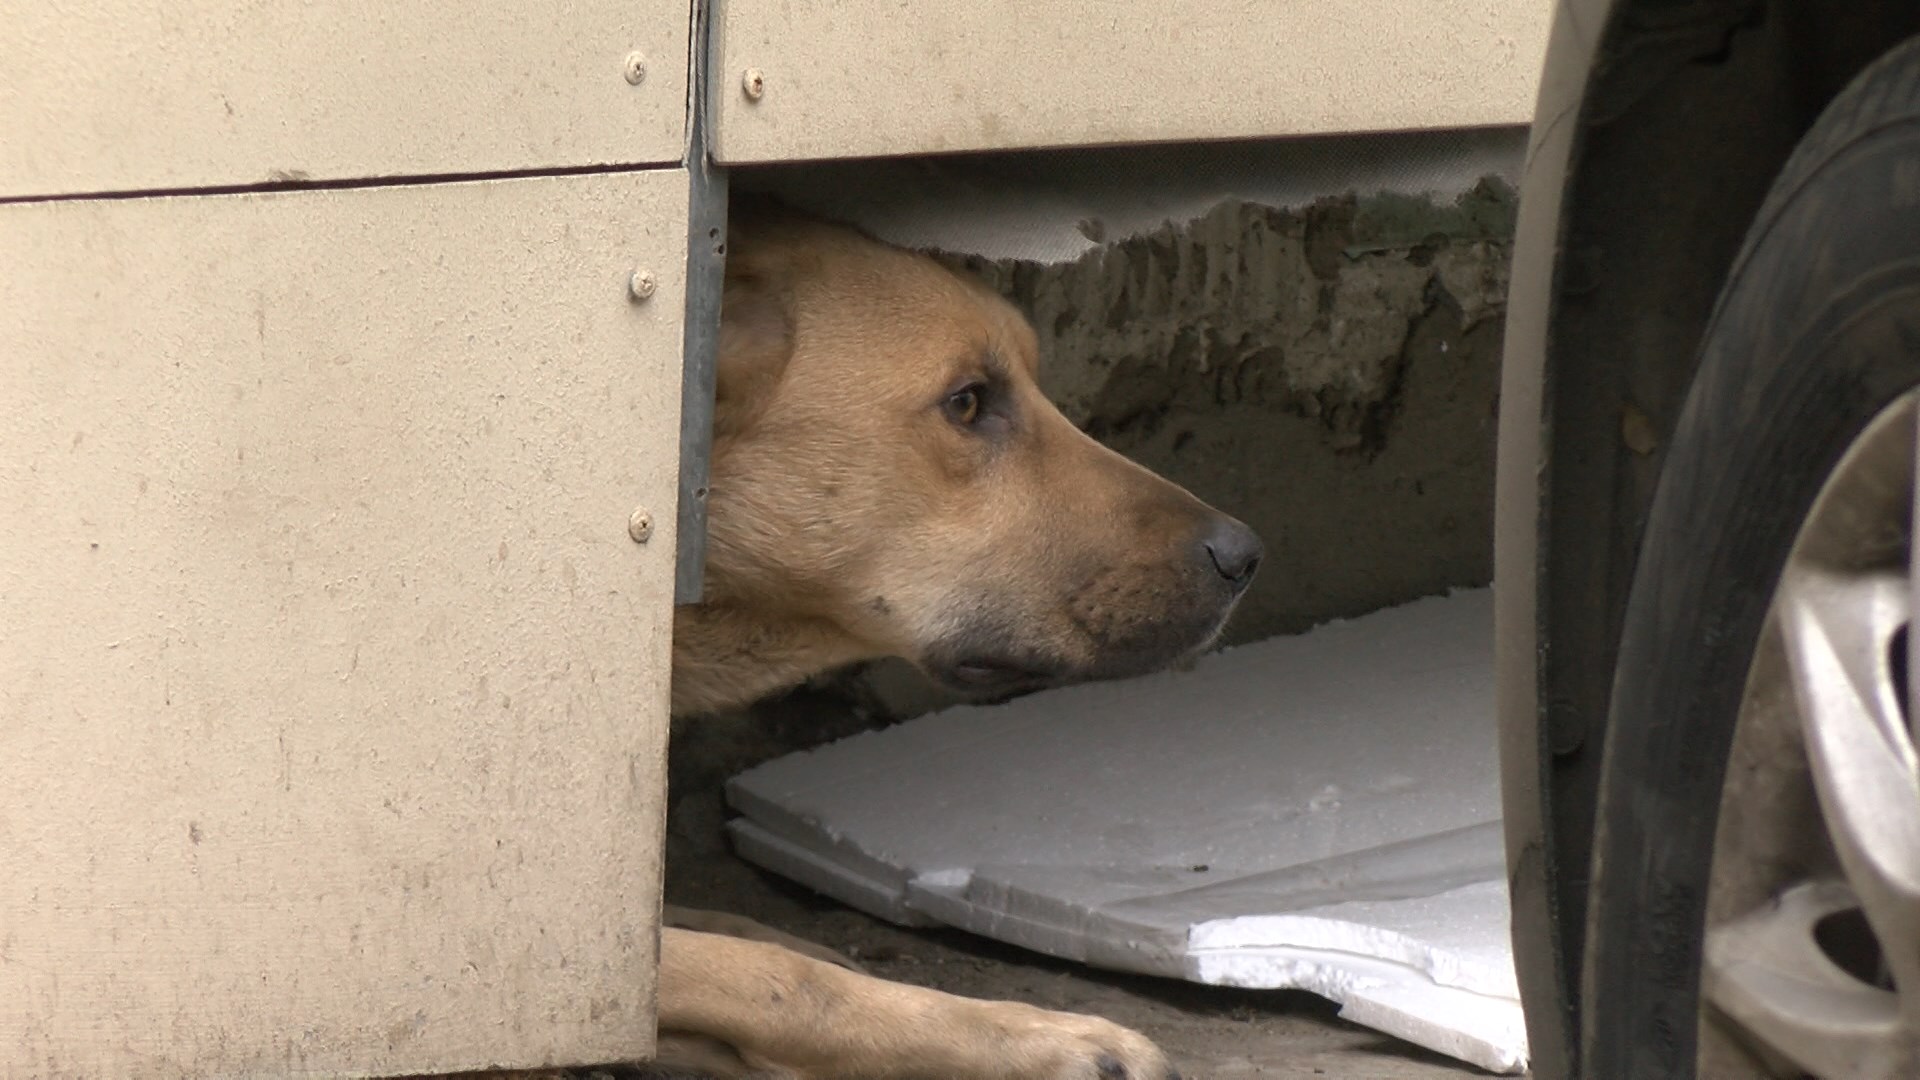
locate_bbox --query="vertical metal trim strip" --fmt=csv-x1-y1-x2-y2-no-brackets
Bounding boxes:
674,0,728,604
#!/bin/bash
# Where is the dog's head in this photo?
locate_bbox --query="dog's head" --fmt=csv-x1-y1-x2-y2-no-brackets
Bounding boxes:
702,205,1260,699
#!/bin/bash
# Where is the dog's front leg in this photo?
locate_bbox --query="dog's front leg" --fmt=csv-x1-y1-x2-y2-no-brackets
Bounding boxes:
663,904,869,972
658,928,1177,1080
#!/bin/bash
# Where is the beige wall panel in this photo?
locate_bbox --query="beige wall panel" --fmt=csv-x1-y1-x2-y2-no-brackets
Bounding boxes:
0,2,689,197
714,0,1548,163
0,171,686,1076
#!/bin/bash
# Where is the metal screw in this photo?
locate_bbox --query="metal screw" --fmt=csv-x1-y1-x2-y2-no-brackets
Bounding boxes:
623,52,648,86
628,507,654,544
742,68,766,101
628,268,657,301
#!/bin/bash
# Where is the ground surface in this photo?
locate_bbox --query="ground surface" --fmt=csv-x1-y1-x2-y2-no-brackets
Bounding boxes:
644,689,1487,1080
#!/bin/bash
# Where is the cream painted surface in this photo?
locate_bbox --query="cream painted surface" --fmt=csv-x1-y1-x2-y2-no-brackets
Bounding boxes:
715,0,1549,163
0,1,689,197
0,171,685,1076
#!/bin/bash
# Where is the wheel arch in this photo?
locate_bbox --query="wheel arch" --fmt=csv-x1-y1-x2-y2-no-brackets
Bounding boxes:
1495,1,1920,1076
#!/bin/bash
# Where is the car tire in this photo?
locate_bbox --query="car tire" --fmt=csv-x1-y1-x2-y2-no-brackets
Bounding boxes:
1579,32,1920,1080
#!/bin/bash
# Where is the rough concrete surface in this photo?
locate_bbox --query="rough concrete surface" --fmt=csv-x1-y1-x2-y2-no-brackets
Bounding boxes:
641,186,1512,1077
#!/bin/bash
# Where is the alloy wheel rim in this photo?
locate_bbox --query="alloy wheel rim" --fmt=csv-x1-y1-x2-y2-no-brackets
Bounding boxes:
1698,392,1920,1078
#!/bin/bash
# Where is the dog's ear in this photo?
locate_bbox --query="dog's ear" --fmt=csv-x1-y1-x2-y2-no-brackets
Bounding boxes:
712,234,796,440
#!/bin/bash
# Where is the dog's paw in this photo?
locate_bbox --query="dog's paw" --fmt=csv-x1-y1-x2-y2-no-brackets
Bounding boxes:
970,1001,1179,1080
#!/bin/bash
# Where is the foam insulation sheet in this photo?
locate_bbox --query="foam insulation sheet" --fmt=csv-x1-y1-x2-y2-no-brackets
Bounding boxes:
727,590,1525,1073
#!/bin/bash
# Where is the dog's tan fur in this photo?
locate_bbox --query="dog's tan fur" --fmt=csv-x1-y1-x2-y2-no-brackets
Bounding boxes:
659,205,1260,1079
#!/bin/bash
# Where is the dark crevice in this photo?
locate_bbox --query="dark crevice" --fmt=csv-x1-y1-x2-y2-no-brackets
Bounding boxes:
1890,621,1911,730
0,160,675,207
1813,905,1895,992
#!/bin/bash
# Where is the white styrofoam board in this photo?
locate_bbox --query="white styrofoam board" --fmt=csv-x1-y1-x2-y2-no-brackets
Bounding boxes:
726,589,1526,1074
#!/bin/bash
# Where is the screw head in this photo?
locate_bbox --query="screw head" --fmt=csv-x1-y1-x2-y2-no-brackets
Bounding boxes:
742,68,766,101
628,507,654,544
628,268,658,301
623,52,648,85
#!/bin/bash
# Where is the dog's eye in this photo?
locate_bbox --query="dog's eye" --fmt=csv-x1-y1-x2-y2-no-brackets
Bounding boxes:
943,385,983,426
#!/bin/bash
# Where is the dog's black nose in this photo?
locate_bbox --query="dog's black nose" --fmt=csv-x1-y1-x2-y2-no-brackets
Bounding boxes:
1201,518,1263,590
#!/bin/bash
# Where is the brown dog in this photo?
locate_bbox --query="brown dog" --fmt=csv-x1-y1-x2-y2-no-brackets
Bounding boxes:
659,204,1261,1079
